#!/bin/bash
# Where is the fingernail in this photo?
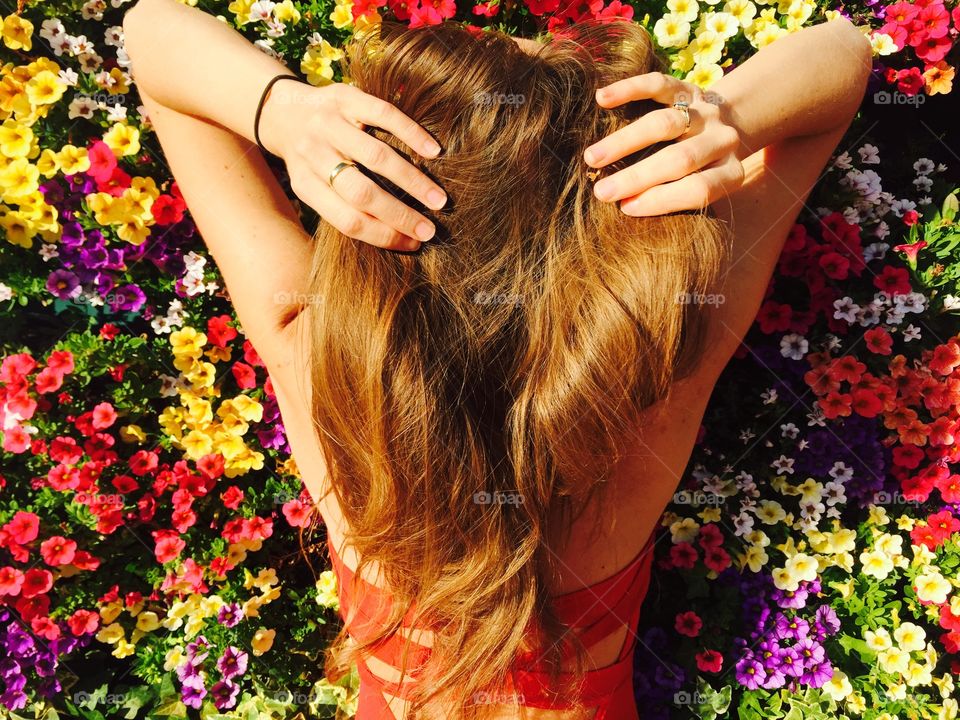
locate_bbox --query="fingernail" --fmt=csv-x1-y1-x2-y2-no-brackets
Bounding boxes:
596,88,608,102
415,220,435,241
594,179,614,201
584,147,605,164
423,140,441,156
427,188,447,209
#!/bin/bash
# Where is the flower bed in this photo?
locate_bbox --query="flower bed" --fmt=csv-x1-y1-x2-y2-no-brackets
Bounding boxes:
0,0,958,718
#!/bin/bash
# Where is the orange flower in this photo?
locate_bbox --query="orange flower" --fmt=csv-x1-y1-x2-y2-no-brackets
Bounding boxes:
923,61,954,95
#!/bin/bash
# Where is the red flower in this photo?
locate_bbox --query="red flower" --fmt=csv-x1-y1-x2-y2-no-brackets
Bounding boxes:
31,616,61,641
207,314,238,348
221,485,244,510
851,388,884,417
756,301,793,333
915,34,952,62
151,529,186,564
818,251,851,280
282,499,313,527
2,425,31,453
918,2,951,38
930,340,960,375
896,66,925,95
129,449,159,476
0,566,24,596
865,327,894,355
86,140,117,182
99,323,120,340
151,194,186,225
669,542,698,569
34,367,66,394
40,536,77,566
67,609,100,636
197,453,225,480
873,265,912,296
703,545,731,573
936,473,960,503
21,568,54,598
675,610,703,637
695,649,723,673
926,509,960,544
472,0,499,16
885,1,919,25
231,361,257,389
4,510,39,544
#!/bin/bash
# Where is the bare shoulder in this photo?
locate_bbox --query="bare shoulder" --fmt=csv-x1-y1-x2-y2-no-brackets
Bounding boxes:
687,124,852,388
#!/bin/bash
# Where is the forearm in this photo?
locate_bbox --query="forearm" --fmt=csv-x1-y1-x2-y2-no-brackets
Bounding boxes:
712,17,873,160
122,0,294,149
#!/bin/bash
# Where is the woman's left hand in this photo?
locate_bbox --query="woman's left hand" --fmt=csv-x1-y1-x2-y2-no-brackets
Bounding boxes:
583,72,745,216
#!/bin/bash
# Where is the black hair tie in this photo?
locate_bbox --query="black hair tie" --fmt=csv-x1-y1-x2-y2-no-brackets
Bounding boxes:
254,73,301,157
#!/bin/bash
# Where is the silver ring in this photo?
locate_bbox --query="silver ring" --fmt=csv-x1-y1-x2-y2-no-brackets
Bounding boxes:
672,101,691,131
328,160,357,188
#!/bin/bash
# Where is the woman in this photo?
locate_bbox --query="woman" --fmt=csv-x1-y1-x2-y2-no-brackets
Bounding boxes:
121,2,872,718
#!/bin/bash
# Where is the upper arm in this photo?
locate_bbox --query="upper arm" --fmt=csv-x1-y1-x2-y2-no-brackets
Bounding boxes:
689,123,852,385
136,85,313,374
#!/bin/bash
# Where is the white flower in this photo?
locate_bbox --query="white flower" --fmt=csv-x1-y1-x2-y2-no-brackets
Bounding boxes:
771,455,795,474
40,18,67,43
69,34,93,55
833,296,859,323
780,333,808,360
863,241,889,261
943,295,960,312
780,422,799,439
917,196,932,206
104,26,124,47
890,198,917,217
39,244,59,261
902,324,921,342
105,103,127,123
0,283,12,302
856,304,882,326
858,143,880,164
831,151,853,170
81,0,107,21
913,158,935,175
68,96,97,120
760,388,778,404
873,220,890,240
913,176,933,192
249,0,276,22
58,67,79,87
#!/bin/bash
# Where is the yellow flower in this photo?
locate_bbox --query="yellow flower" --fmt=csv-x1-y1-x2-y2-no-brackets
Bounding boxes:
251,627,276,656
686,63,724,88
301,40,344,86
860,549,894,579
274,0,301,23
1,14,33,51
103,123,141,157
116,214,151,245
916,570,951,604
136,611,161,632
940,698,959,720
772,565,799,591
669,0,701,21
723,0,756,25
702,11,740,40
171,327,207,355
753,23,787,47
876,532,904,558
96,622,125,644
878,647,910,674
894,622,926,652
869,504,891,526
0,209,36,248
669,516,700,543
163,646,185,672
923,61,954,96
785,552,818,582
228,0,256,22
690,29,724,64
331,0,354,28
0,119,32,158
26,71,65,106
654,14,692,48
57,145,91,176
671,46,696,73
181,429,214,459
823,669,853,701
36,148,60,177
316,570,340,610
0,157,38,199
905,659,933,687
119,424,147,443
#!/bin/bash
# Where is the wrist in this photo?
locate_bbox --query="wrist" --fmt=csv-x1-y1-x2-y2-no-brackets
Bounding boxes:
257,75,304,158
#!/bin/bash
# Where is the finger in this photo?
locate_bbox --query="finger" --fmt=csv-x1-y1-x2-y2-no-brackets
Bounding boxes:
595,72,698,107
291,167,421,251
593,133,725,203
329,119,448,211
327,156,438,243
337,83,443,159
619,156,745,216
584,105,698,167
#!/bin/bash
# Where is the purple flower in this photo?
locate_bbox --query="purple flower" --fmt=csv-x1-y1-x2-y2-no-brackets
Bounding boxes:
803,660,835,687
814,605,840,636
777,647,805,678
735,655,767,690
773,613,809,641
793,636,825,667
180,675,207,709
216,647,248,681
217,603,243,628
107,283,146,313
210,679,240,710
46,269,82,300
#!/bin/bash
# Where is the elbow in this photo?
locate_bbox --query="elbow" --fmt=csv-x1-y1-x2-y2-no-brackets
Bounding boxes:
834,16,874,88
121,0,156,62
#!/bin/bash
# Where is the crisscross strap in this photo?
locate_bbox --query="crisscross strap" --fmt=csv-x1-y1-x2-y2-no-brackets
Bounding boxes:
326,533,655,716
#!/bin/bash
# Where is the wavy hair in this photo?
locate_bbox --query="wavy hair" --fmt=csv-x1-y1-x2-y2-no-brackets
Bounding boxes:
292,16,732,720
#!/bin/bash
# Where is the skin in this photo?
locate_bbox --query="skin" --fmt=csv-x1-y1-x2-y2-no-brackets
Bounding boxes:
122,3,873,714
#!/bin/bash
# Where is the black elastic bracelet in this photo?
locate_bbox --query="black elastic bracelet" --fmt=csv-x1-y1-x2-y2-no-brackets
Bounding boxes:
254,73,300,157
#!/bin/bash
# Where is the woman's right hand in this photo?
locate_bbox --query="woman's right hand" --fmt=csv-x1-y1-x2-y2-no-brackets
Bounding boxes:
258,79,449,251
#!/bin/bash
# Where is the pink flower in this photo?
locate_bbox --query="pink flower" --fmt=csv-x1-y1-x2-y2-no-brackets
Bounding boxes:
40,536,77,566
918,1,951,38
282,499,313,527
914,34,952,63
91,402,118,430
151,529,186,564
885,1,919,24
0,567,25,597
896,66,925,95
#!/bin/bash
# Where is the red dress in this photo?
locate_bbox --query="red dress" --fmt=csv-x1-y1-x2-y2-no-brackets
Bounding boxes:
326,531,656,720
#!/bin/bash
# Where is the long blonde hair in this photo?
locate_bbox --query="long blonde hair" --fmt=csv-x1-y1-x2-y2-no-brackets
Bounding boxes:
296,17,730,720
